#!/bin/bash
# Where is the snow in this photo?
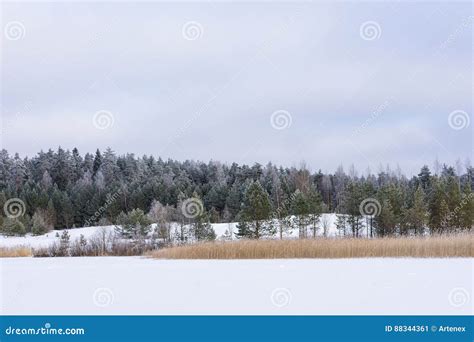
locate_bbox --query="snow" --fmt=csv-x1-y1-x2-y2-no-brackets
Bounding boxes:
0,257,472,315
1,214,471,315
0,225,117,249
0,214,345,249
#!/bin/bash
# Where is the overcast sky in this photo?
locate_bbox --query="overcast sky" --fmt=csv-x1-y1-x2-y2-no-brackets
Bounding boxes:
1,1,472,175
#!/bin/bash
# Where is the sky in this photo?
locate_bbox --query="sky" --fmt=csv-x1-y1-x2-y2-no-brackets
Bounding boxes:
1,0,472,176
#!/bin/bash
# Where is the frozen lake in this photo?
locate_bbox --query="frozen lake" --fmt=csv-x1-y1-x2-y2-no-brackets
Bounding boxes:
0,257,472,315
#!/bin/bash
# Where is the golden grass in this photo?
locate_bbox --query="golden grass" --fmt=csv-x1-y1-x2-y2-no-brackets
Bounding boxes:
148,234,473,259
0,246,32,258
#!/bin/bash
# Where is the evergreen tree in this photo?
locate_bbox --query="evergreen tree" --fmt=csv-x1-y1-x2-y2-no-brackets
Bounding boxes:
92,149,102,177
1,218,26,236
445,176,462,229
374,200,397,237
46,199,57,228
459,184,473,231
438,199,450,234
0,146,469,238
344,182,364,237
307,189,323,238
429,180,447,233
58,230,70,255
191,209,216,241
417,165,432,191
402,186,427,235
115,209,151,239
236,181,273,239
290,190,311,238
335,214,347,237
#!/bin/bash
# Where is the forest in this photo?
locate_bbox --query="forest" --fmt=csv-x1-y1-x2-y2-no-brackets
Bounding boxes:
0,147,472,239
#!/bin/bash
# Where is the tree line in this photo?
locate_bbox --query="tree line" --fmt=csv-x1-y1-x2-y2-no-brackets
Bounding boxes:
0,147,472,238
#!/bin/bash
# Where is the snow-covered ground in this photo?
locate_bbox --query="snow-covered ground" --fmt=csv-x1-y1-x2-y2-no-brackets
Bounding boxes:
0,214,342,249
0,257,472,315
1,214,471,316
0,225,116,249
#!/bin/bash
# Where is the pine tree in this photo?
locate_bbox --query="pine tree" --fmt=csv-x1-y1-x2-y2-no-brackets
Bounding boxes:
403,186,428,235
308,189,323,238
115,209,151,239
374,200,397,237
418,165,432,191
438,199,450,234
191,209,216,241
445,176,462,230
429,180,447,233
186,192,216,241
275,193,292,240
290,190,311,238
236,181,273,239
345,182,364,237
335,214,347,237
58,230,70,256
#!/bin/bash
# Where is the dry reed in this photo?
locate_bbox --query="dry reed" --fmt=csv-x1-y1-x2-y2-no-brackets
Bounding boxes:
0,246,32,257
148,234,473,259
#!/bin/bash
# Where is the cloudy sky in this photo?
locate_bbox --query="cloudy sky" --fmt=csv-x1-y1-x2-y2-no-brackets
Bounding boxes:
1,1,472,175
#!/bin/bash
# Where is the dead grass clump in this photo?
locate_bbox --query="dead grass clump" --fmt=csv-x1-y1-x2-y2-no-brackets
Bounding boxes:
0,246,32,257
148,234,473,259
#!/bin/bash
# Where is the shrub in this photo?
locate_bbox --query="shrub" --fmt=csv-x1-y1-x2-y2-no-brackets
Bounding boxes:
1,218,26,236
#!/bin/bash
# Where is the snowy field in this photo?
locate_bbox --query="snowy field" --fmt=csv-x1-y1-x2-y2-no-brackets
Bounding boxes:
0,257,472,315
0,214,341,249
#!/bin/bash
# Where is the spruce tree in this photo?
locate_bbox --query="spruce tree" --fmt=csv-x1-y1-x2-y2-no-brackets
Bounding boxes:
92,149,102,177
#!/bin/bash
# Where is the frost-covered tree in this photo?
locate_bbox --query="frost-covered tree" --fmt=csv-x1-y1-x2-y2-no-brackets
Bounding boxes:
32,209,53,235
148,200,172,242
0,147,469,238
